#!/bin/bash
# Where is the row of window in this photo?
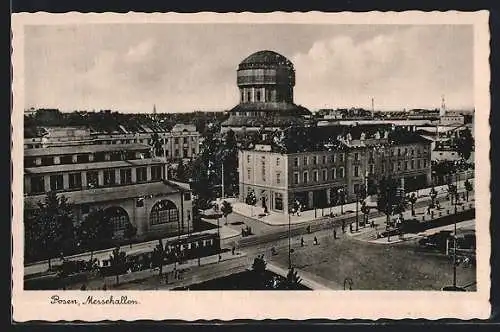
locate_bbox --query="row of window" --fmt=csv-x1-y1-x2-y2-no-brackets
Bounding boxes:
28,165,163,194
292,168,346,185
24,151,150,167
247,157,428,186
293,154,345,167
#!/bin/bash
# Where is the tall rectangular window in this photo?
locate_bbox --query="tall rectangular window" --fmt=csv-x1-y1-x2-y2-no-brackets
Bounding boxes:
151,165,162,180
303,171,309,184
293,172,299,184
77,154,90,163
87,171,99,188
68,173,82,189
354,166,360,177
340,153,345,162
322,155,327,164
369,164,374,174
276,172,281,184
354,152,360,161
120,169,132,184
332,168,336,179
294,157,299,167
30,176,45,194
136,167,147,183
411,160,415,169
41,156,53,166
322,169,327,181
404,161,408,170
337,167,345,178
50,174,64,191
313,156,318,165
417,159,422,169
303,156,308,166
104,169,116,185
313,170,318,182
276,157,280,166
331,154,336,163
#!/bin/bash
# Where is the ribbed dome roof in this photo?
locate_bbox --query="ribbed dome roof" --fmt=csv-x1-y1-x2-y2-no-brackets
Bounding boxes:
240,50,293,67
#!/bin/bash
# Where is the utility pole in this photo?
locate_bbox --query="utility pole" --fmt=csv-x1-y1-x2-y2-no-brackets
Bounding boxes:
453,212,457,288
288,211,292,269
221,162,225,199
355,190,359,232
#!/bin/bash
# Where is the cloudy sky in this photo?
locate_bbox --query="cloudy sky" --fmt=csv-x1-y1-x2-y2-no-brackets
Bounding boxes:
24,24,473,113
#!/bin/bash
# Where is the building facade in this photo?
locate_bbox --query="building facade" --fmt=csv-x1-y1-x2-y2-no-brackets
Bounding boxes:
24,142,194,239
23,124,201,161
238,132,432,214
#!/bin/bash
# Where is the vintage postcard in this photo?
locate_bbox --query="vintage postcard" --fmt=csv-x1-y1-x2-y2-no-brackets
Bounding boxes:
11,11,491,321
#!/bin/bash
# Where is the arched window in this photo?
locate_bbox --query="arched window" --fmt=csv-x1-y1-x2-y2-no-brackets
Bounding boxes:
104,206,130,232
150,200,179,225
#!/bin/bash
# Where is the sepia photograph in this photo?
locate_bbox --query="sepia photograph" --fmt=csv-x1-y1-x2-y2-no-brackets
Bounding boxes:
11,11,491,321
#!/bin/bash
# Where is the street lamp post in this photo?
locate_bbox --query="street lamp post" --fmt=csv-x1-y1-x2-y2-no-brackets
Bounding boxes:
453,212,457,288
288,207,295,269
355,191,359,232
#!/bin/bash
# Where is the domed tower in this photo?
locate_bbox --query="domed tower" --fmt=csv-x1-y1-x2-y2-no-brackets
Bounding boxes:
222,50,311,133
237,50,296,104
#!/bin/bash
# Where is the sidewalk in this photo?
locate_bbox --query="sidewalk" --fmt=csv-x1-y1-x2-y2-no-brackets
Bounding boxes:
345,197,475,245
232,183,474,226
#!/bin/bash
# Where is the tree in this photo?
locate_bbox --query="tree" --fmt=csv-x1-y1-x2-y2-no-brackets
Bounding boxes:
251,254,270,289
149,132,163,158
337,188,347,214
124,222,137,248
377,177,400,228
246,190,257,216
456,127,474,161
407,192,417,216
109,247,127,285
175,161,187,182
464,179,473,201
429,187,438,207
281,267,303,290
360,201,370,225
151,239,166,278
77,209,114,260
220,200,233,225
26,192,75,270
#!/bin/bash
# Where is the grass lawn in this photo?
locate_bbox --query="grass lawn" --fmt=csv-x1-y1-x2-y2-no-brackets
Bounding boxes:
269,234,476,291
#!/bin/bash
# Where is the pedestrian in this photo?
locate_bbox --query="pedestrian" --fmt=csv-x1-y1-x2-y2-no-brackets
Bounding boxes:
218,254,222,263
427,206,431,215
349,223,353,233
232,246,235,255
342,220,346,233
300,237,304,247
314,236,318,245
333,228,337,239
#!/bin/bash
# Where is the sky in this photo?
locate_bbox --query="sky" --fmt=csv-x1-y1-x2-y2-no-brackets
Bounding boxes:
24,24,474,113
